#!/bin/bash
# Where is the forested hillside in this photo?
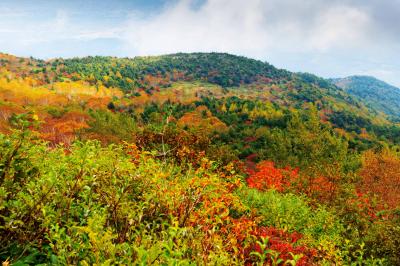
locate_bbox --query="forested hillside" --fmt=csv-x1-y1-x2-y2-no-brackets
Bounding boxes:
331,75,400,120
1,52,400,265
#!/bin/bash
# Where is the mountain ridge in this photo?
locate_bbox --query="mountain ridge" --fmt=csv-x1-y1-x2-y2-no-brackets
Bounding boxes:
330,75,400,120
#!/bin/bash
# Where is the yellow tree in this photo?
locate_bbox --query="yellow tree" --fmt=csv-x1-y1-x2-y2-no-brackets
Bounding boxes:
359,149,400,209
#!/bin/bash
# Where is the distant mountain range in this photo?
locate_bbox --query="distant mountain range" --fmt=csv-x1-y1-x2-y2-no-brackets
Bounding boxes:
330,76,400,120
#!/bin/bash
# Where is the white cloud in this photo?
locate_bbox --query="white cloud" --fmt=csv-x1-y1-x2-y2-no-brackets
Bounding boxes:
122,0,270,57
0,8,120,48
309,5,370,51
121,0,372,57
54,10,69,31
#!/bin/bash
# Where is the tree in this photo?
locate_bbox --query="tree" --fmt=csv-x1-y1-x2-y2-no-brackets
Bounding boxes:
359,149,400,209
247,161,298,192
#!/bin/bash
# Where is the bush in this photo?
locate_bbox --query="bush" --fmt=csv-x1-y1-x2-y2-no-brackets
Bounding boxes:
238,188,344,247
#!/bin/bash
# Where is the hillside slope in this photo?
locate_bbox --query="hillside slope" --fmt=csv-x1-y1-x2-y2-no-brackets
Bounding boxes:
1,52,400,265
331,75,400,119
0,52,376,117
1,52,399,148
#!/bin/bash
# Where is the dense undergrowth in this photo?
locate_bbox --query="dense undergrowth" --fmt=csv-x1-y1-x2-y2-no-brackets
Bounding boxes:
0,114,399,265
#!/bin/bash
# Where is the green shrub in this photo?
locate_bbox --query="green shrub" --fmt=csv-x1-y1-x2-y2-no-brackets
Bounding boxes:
238,188,344,246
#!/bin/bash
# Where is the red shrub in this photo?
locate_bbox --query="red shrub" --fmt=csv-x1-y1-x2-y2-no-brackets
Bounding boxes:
244,227,316,265
247,161,298,192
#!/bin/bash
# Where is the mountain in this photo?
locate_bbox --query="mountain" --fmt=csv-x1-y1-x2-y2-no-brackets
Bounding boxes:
1,52,400,265
59,52,291,88
2,52,400,148
3,52,398,145
0,52,373,113
331,75,400,120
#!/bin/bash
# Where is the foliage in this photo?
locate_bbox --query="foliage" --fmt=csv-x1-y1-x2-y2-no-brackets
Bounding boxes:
332,75,400,120
239,188,344,247
82,109,137,143
246,161,298,192
0,52,400,265
57,53,290,89
359,149,400,210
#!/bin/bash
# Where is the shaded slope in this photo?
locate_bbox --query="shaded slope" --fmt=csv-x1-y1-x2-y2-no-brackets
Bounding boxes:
331,75,400,119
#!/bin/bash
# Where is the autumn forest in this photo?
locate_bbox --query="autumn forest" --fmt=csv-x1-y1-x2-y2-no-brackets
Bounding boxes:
1,52,400,265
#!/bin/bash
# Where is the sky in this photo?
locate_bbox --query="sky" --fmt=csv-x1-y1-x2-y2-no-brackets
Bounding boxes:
0,0,399,86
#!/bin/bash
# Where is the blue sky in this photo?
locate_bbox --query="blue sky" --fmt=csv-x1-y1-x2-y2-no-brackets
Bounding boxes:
1,0,400,87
